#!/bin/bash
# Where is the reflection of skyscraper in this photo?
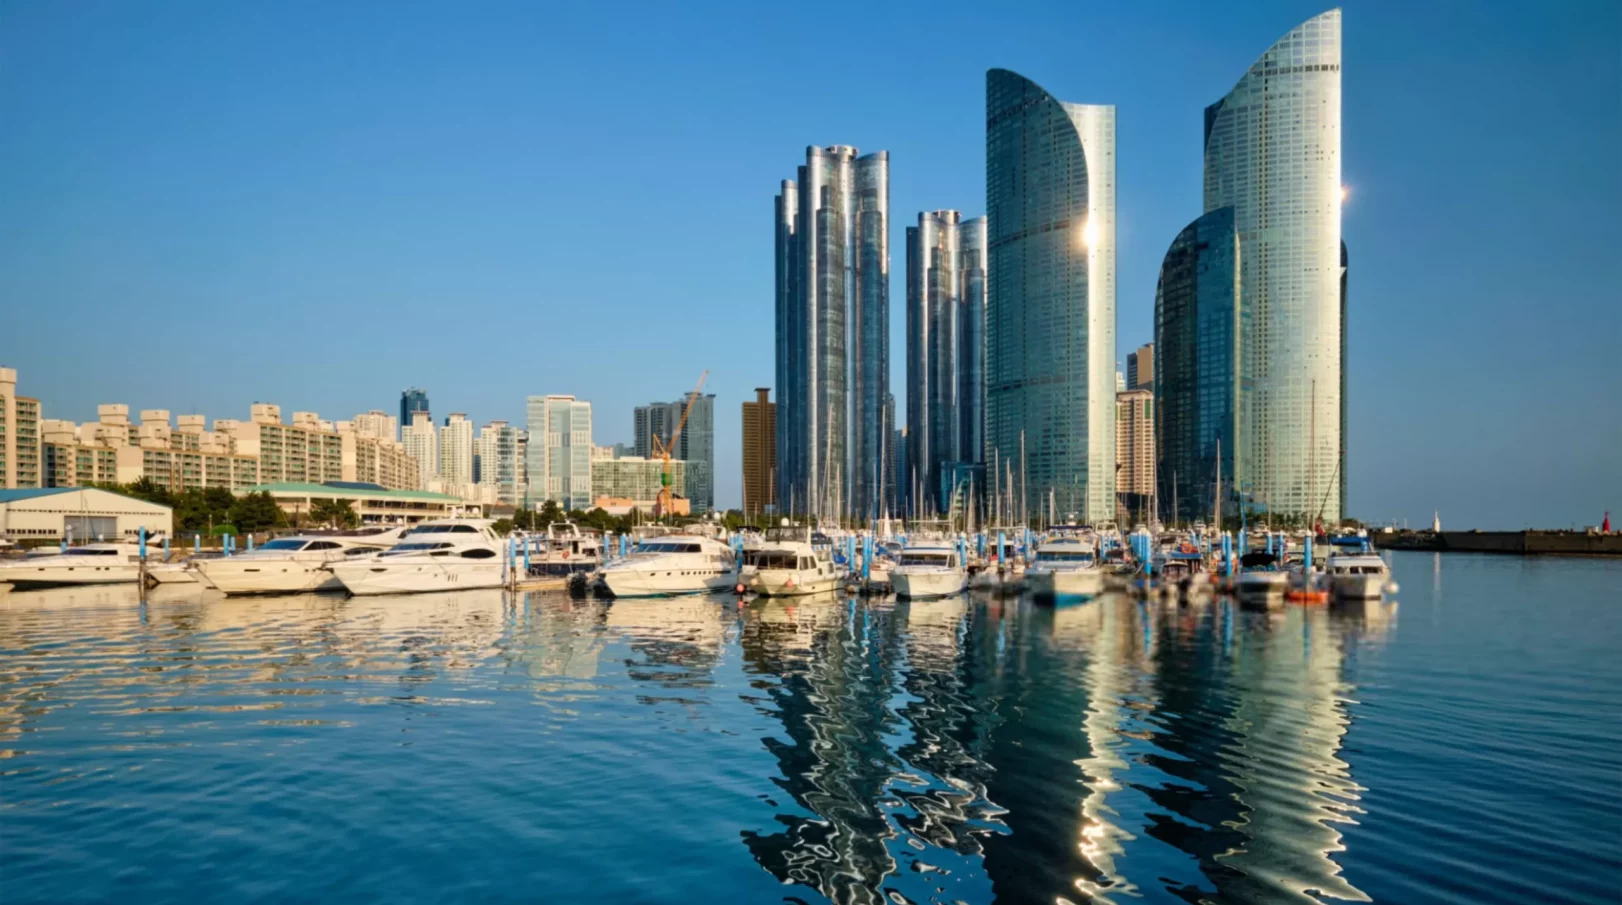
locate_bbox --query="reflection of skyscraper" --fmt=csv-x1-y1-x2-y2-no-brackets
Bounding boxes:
738,598,904,903
774,146,890,519
1203,9,1344,521
986,69,1117,522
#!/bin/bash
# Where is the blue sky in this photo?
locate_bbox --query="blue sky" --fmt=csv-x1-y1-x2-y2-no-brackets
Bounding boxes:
2,0,1617,527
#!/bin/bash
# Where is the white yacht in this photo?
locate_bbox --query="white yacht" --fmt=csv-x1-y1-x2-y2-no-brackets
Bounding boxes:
330,519,505,596
1236,551,1289,599
527,522,603,580
890,544,967,599
1026,535,1105,600
1324,537,1393,599
740,525,841,597
0,542,146,589
598,533,737,598
197,530,407,595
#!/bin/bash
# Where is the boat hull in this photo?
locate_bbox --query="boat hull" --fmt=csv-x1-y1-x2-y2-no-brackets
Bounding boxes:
330,561,504,596
145,564,200,584
0,564,141,589
1331,574,1386,599
746,569,842,597
891,570,966,599
1237,571,1288,598
197,559,344,595
1028,567,1105,600
600,569,735,599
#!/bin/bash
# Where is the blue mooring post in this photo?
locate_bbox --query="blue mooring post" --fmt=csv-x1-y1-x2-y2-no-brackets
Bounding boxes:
862,534,872,581
193,534,200,556
620,534,628,558
1222,533,1233,576
522,534,531,576
162,536,169,562
997,531,1006,565
1304,535,1314,571
247,534,254,552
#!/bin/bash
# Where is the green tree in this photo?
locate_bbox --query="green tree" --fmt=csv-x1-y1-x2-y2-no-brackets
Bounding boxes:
230,491,286,534
536,500,564,529
309,498,359,528
491,518,514,536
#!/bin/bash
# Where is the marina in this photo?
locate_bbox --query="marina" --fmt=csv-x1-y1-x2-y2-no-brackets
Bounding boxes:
0,552,1615,904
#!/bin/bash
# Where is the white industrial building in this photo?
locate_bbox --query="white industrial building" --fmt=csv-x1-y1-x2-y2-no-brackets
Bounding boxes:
0,487,173,544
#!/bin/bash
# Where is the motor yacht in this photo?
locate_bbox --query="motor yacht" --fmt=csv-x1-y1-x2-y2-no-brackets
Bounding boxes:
1026,535,1105,600
526,522,603,592
597,533,737,598
197,529,408,595
330,520,505,596
740,525,841,597
1324,536,1393,599
1235,551,1289,600
0,542,146,589
890,544,967,599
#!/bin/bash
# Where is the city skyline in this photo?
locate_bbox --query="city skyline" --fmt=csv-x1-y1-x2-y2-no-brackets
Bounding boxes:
3,3,1616,527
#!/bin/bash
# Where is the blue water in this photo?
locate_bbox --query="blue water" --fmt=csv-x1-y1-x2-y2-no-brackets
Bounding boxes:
1,552,1617,904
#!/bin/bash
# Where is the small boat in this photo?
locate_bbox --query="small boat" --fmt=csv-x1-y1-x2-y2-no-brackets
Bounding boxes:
1026,535,1105,601
1236,551,1289,600
527,522,602,595
144,560,201,585
330,519,505,596
739,524,841,597
890,544,967,600
197,529,407,596
597,533,738,598
0,542,146,589
1324,535,1393,599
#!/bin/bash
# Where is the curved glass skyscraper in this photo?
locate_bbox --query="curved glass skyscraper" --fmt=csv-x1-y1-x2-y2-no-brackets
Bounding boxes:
774,147,890,520
985,70,1116,523
1202,9,1344,522
1154,208,1239,523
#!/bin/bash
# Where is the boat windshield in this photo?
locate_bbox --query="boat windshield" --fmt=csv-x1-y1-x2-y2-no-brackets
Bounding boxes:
745,550,800,569
411,524,481,534
383,542,455,554
634,542,704,554
900,553,953,567
259,539,308,551
66,548,121,556
1037,551,1095,563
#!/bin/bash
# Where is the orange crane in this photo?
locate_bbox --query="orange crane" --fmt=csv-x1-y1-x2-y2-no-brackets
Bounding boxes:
651,371,708,519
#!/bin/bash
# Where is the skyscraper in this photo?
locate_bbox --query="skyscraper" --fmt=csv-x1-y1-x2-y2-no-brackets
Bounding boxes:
906,211,988,514
399,388,429,440
633,393,715,513
985,69,1117,523
1155,208,1239,524
1199,9,1343,522
1116,388,1155,515
1126,343,1154,392
774,145,889,519
439,413,474,488
741,388,777,518
401,411,438,488
475,421,526,506
525,395,592,511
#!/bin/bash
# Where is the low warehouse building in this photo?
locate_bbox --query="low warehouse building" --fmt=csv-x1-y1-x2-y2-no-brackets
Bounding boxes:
0,487,173,544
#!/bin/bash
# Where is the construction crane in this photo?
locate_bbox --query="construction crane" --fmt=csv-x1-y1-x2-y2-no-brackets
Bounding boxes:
651,370,707,519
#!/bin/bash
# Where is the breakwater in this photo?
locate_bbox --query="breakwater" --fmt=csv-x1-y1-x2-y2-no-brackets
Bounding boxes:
1375,530,1622,556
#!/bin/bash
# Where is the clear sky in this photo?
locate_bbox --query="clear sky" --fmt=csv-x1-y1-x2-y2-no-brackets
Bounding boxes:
2,0,1617,528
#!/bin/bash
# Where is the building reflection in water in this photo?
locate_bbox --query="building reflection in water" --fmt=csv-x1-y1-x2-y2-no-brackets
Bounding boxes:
733,592,1392,904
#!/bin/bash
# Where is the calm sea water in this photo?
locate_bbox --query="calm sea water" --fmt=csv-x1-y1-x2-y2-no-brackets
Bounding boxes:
1,552,1617,904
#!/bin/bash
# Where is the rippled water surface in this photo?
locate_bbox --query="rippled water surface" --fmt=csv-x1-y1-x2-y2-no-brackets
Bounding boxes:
2,552,1618,904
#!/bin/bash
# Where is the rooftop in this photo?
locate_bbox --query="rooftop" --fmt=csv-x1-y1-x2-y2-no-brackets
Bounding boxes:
245,482,462,502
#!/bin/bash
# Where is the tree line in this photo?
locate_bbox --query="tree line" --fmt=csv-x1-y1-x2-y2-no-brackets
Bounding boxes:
94,480,359,535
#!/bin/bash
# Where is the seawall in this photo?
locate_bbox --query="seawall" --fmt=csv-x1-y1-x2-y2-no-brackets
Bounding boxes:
1375,531,1622,556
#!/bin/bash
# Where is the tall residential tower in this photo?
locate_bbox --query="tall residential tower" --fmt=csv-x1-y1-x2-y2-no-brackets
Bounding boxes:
1158,9,1344,524
985,70,1116,523
774,146,890,520
906,211,987,514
